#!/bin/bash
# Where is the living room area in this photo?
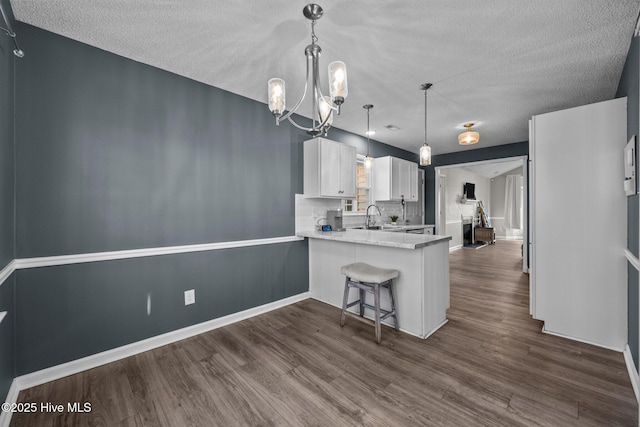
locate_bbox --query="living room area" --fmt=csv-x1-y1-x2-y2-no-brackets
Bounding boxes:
437,157,526,261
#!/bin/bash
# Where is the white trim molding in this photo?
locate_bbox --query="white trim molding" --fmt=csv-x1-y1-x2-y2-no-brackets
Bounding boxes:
541,325,625,352
0,260,15,287
624,344,640,404
0,380,20,427
14,236,303,270
12,291,310,394
625,248,640,272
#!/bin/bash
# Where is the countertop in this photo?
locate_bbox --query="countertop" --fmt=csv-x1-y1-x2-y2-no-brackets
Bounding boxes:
297,228,451,249
361,224,436,233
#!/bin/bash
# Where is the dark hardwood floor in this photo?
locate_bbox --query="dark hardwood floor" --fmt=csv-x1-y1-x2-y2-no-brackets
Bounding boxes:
11,240,638,426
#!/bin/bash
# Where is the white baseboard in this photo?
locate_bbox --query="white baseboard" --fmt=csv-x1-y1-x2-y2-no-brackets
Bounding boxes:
449,245,462,252
541,325,625,352
11,292,310,393
423,318,449,340
0,379,20,427
309,296,448,340
624,344,640,404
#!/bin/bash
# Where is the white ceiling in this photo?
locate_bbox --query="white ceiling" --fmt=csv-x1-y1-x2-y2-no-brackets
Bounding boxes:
9,0,640,155
462,159,523,179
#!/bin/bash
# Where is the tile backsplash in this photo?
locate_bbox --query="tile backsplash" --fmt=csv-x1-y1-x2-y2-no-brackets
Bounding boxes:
295,194,422,233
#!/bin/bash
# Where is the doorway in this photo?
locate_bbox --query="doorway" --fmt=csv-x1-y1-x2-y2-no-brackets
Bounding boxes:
435,155,528,273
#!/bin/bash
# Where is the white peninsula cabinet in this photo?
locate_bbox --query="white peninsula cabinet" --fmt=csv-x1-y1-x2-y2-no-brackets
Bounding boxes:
373,156,419,201
298,229,452,339
304,137,356,198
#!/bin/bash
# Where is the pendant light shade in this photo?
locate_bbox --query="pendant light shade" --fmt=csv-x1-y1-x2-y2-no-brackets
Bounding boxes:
420,143,431,166
364,104,373,168
458,123,480,145
419,83,432,166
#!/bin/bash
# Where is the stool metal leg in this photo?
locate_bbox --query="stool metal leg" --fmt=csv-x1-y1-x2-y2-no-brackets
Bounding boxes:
388,280,399,331
374,283,381,344
340,277,350,327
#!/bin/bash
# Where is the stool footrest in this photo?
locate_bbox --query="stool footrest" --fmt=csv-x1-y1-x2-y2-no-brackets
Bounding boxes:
340,264,399,343
346,300,362,309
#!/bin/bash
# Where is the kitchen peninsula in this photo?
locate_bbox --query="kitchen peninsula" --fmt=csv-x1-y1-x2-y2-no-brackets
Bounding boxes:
298,229,452,339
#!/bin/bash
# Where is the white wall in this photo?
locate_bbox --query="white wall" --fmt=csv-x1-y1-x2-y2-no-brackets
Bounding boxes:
530,97,626,350
443,168,490,248
490,166,524,239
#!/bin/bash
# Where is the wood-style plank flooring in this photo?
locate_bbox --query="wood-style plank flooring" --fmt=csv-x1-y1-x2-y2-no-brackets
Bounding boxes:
11,240,638,426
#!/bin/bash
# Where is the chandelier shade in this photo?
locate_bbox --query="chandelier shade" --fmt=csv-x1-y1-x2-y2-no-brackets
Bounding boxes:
267,4,347,137
458,123,480,145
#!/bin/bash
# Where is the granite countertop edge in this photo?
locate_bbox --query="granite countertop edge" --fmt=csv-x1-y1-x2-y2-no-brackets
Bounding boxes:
297,229,451,250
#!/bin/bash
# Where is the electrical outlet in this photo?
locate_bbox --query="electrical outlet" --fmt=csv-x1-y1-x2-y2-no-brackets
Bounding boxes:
184,289,195,305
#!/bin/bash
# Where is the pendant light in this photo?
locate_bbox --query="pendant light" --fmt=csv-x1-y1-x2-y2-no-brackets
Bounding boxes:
419,83,432,166
458,122,480,145
363,104,374,168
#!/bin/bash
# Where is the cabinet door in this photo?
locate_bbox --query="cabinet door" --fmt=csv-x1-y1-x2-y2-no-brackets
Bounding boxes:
319,139,342,197
339,144,356,198
391,157,403,200
408,162,419,201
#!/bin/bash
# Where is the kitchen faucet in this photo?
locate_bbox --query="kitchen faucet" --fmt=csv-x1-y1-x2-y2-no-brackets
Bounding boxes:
366,204,381,229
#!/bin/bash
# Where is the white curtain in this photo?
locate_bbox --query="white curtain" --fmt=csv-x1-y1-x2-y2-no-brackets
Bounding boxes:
504,175,522,229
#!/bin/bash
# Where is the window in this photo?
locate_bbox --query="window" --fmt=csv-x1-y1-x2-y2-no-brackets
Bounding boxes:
343,155,371,213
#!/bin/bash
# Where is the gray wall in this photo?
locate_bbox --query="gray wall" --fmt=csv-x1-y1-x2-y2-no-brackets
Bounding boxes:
616,35,639,369
0,0,16,403
10,22,419,375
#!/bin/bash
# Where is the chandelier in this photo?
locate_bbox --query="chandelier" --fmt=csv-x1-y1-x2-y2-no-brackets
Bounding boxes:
458,123,480,145
419,83,432,166
267,4,348,137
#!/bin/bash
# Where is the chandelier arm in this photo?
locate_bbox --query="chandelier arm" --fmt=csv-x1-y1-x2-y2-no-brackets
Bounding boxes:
312,60,339,112
286,115,316,132
278,55,312,123
312,57,318,129
284,113,332,134
312,55,334,131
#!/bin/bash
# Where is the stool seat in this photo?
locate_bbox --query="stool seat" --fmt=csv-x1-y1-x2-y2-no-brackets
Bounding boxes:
340,262,399,284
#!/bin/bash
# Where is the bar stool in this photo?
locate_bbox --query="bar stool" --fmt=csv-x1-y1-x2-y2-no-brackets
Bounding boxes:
340,262,399,343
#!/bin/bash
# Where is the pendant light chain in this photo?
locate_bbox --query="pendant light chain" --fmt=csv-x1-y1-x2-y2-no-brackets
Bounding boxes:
367,107,371,156
364,104,374,168
424,87,428,146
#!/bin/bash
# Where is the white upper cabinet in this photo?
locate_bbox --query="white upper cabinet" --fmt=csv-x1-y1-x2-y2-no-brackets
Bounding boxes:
304,138,356,198
373,156,419,201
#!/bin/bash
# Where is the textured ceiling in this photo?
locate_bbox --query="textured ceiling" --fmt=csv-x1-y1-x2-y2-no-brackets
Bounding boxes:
462,159,523,179
9,0,640,155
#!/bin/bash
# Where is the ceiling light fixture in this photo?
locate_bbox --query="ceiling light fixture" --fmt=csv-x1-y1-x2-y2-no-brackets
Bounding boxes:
458,123,480,145
364,104,374,168
267,4,348,137
419,83,433,166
